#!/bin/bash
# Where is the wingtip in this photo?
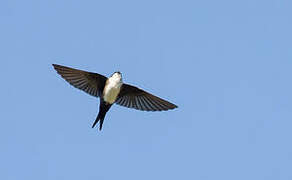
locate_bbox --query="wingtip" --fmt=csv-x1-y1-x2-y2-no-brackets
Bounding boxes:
169,103,178,110
52,64,59,70
52,64,61,68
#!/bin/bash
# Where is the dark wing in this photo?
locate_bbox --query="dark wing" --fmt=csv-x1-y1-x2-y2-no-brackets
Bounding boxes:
52,64,107,97
115,84,178,111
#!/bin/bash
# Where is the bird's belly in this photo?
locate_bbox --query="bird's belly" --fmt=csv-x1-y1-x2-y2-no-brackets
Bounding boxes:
103,85,121,104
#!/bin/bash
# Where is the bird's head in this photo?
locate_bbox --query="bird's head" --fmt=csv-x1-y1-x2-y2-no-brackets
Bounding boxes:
110,71,122,82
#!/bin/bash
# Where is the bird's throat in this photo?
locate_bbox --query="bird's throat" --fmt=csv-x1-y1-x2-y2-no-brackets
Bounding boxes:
103,77,122,104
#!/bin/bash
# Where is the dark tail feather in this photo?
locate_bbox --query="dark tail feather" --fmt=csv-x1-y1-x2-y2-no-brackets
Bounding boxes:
92,111,106,130
91,115,100,129
99,118,104,131
92,102,111,131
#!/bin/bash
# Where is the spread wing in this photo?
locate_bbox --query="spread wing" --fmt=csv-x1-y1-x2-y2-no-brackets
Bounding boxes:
52,64,107,97
115,84,178,111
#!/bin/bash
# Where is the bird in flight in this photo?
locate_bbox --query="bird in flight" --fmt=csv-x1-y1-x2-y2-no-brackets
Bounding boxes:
52,64,178,130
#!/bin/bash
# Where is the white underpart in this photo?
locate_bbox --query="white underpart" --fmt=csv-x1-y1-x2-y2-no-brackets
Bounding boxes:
103,73,123,104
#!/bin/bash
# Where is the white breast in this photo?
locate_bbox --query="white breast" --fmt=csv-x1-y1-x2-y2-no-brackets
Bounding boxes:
103,74,122,104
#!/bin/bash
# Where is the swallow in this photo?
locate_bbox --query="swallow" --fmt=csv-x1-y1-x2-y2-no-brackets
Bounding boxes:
52,64,178,130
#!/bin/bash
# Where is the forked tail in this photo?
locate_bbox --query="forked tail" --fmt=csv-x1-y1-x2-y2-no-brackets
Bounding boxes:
92,102,112,131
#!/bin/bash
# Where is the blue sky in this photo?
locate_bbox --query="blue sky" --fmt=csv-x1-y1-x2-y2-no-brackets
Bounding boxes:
1,0,292,179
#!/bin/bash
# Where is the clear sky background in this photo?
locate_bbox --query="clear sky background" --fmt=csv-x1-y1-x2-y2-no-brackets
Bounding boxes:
1,0,292,179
